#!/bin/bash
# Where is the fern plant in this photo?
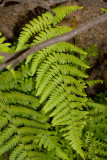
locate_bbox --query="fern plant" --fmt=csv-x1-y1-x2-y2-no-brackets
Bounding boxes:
0,5,106,160
84,92,107,160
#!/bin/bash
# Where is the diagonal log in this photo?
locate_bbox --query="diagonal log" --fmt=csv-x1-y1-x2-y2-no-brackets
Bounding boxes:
0,13,107,71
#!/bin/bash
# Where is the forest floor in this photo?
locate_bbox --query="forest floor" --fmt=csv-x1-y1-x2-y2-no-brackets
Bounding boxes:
0,0,107,97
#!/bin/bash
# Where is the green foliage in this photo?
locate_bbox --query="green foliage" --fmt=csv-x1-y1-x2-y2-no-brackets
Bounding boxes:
94,91,107,105
0,32,11,63
85,44,99,57
84,92,107,160
86,80,103,88
0,155,7,160
0,5,106,160
0,32,11,53
101,8,107,13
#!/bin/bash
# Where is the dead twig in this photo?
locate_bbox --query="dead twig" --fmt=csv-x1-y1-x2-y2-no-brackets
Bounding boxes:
0,13,107,71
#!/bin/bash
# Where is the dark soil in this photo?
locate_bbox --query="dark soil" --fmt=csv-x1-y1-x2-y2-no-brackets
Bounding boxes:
0,0,107,96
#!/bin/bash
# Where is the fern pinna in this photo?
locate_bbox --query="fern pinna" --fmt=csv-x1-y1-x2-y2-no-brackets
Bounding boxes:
0,5,106,160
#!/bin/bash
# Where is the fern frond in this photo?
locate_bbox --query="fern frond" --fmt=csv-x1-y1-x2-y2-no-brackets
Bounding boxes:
86,80,103,87
0,33,11,64
0,115,9,130
35,52,88,91
0,135,20,155
29,30,89,158
13,117,50,129
101,8,107,13
0,71,23,91
86,44,99,57
52,6,83,26
84,131,107,159
36,64,88,94
0,90,51,160
58,110,88,160
16,77,34,92
31,26,72,45
31,36,89,159
0,91,40,109
21,136,36,144
16,6,82,51
0,124,16,145
30,42,88,75
9,144,24,160
2,104,47,123
27,150,61,160
87,101,107,114
34,133,69,160
19,64,32,77
0,32,11,53
16,151,27,160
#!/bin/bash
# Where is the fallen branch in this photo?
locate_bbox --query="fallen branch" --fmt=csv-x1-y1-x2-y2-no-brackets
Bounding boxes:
0,13,107,71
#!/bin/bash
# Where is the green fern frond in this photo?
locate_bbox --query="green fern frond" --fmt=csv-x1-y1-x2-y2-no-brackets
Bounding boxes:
29,29,89,157
0,33,11,64
27,150,61,160
2,104,47,122
30,42,88,75
86,44,99,57
19,64,32,77
35,52,88,91
52,6,83,26
0,114,9,130
0,124,16,145
34,133,69,159
13,117,50,129
0,71,23,91
94,91,107,105
0,135,20,155
0,90,51,160
87,101,107,114
16,6,82,52
9,144,24,160
16,77,34,92
36,64,88,94
86,80,103,87
84,91,107,160
58,110,88,160
101,8,107,13
84,131,107,159
29,28,89,158
31,26,72,45
0,91,40,109
0,32,11,53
